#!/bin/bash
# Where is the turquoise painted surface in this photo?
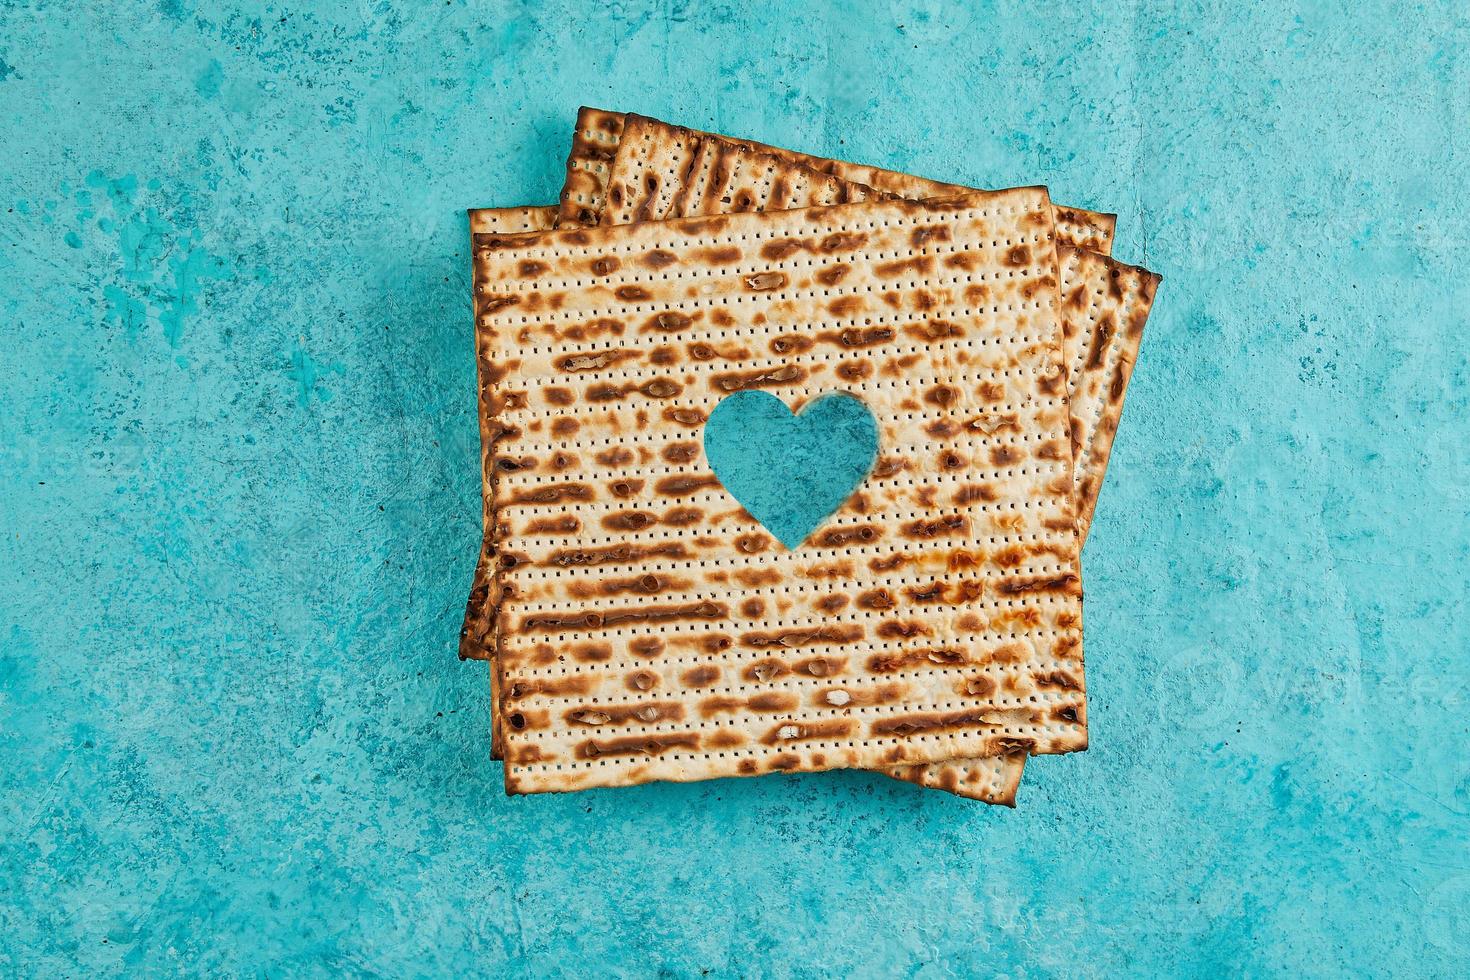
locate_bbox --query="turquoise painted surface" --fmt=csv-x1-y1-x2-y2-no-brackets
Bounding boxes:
1,0,1467,974
705,392,879,549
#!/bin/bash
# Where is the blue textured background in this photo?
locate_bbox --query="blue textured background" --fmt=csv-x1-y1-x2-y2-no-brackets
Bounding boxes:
2,1,1467,975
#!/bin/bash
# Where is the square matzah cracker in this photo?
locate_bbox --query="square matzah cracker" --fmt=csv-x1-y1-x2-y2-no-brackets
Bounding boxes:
559,108,1117,254
463,206,1020,804
473,191,1086,793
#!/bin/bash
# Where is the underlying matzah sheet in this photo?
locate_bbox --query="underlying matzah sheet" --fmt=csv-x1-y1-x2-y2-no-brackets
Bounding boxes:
1058,247,1163,539
889,247,1160,797
558,108,1117,254
462,206,561,766
474,191,1086,794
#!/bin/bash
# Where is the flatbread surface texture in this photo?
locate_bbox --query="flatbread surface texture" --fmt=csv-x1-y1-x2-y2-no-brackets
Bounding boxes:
475,192,1087,793
560,108,1117,255
591,119,1161,800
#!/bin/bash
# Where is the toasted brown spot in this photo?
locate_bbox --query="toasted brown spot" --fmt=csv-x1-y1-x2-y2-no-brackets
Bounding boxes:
556,349,632,373
652,474,718,497
664,407,706,427
761,238,810,261
925,384,958,407
544,387,574,406
769,334,814,356
595,447,634,467
962,676,996,698
813,524,881,547
815,263,851,286
761,719,853,745
910,225,951,248
734,533,768,554
815,594,849,614
614,285,652,302
902,515,967,539
640,249,677,269
662,507,702,527
744,272,787,291
987,446,1023,470
856,588,895,611
870,708,994,737
479,291,522,316
661,441,698,463
646,311,693,333
953,483,998,505
577,733,699,759
505,675,591,699
876,619,929,640
1035,670,1083,691
629,637,667,658
682,665,721,687
571,642,612,663
699,245,742,265
509,482,591,505
626,670,659,692
525,515,580,535
602,510,655,531
868,553,906,572
711,365,805,392
819,232,867,253
741,625,864,649
997,573,1080,596
600,478,638,499
867,647,967,673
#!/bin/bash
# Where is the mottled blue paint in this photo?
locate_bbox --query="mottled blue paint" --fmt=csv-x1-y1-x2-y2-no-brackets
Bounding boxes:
1,1,1468,976
705,391,879,549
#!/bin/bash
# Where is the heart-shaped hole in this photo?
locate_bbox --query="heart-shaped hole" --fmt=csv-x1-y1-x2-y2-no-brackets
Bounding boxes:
703,391,879,550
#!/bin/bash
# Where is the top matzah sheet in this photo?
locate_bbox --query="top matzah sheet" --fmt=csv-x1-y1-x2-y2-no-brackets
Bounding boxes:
474,191,1086,793
559,108,1117,254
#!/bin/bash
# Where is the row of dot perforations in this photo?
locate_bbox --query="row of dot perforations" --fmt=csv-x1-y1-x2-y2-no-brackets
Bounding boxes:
483,229,1047,301
507,721,1087,776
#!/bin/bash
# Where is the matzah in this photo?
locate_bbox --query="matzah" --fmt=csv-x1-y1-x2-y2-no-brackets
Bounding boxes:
558,108,1117,254
591,120,1164,801
462,211,1160,802
462,207,561,764
475,192,1086,793
1059,247,1162,539
465,207,1023,803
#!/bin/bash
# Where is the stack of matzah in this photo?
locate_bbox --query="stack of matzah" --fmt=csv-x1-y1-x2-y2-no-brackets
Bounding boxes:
460,110,1161,805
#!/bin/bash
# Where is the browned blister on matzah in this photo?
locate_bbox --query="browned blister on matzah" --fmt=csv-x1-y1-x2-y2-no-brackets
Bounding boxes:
557,108,627,227
566,109,1115,253
474,192,1085,794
